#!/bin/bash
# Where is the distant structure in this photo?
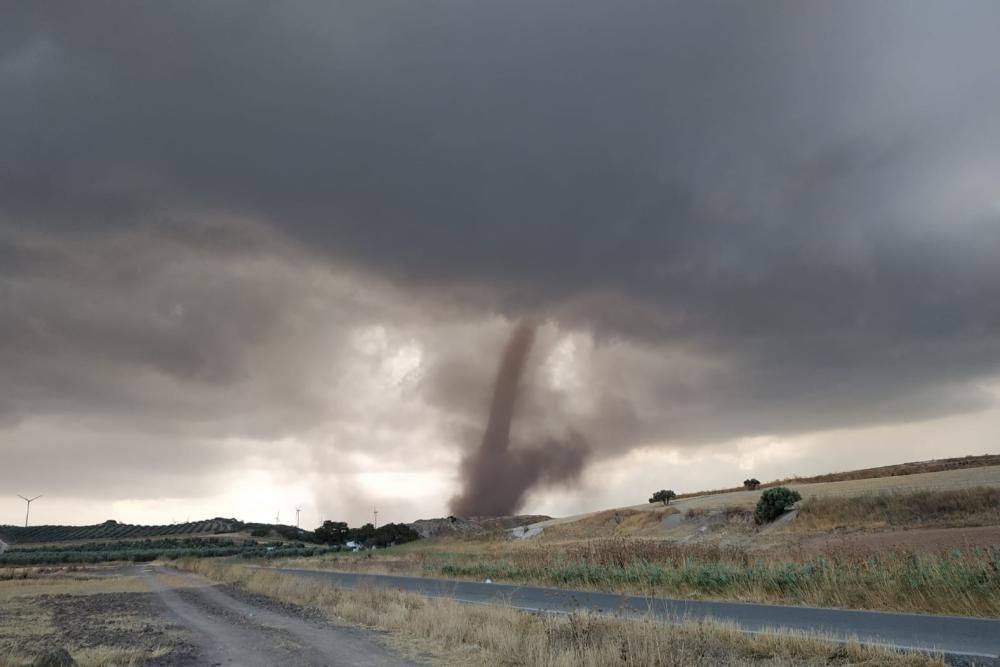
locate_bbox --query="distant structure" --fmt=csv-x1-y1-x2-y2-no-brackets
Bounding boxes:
373,506,378,530
0,538,8,554
17,494,42,528
295,506,302,529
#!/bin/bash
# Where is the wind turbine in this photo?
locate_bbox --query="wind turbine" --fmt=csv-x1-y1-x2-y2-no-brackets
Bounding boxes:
295,506,302,529
17,495,42,528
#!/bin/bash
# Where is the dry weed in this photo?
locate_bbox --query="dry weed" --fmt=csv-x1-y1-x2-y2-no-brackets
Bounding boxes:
180,560,946,666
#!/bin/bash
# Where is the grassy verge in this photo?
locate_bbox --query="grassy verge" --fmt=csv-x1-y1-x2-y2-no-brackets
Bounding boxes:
179,559,945,666
282,537,1000,617
0,648,168,667
796,487,1000,531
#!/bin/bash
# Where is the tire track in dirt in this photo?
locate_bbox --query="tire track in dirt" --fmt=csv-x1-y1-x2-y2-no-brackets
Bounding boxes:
139,566,413,666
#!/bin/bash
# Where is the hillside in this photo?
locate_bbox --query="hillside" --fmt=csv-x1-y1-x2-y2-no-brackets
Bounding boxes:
523,457,1000,545
0,517,244,545
410,514,550,538
672,453,1000,501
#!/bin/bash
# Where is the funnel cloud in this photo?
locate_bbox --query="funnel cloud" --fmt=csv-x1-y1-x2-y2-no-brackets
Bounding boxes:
450,322,590,517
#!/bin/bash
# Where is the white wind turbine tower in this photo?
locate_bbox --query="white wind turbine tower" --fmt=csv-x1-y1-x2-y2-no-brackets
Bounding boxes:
295,506,302,529
17,494,42,528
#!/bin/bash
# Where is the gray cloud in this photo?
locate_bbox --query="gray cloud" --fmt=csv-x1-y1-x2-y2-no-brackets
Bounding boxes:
2,2,1000,521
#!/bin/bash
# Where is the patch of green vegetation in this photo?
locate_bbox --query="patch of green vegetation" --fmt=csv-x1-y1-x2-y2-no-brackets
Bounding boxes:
755,487,802,523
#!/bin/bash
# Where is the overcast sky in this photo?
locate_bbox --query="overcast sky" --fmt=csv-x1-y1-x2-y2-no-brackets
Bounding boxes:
2,2,999,528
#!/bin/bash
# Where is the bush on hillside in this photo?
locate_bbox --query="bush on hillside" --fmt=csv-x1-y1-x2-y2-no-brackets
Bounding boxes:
754,487,801,523
743,478,761,490
649,490,677,506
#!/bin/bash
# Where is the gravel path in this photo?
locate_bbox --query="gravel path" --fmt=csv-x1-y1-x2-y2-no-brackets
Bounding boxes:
140,566,413,666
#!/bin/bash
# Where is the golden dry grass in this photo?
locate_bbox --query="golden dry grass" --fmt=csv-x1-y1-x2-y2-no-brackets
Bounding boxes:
672,454,1000,501
532,464,1000,533
181,559,946,666
541,507,679,540
795,486,1000,531
0,647,168,667
0,567,198,600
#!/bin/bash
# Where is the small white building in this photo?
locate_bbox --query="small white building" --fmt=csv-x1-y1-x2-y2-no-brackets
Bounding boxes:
0,539,8,554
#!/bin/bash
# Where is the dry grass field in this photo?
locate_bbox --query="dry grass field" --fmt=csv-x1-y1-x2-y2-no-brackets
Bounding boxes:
281,465,1000,617
182,559,948,666
0,565,199,600
286,532,1000,617
670,454,1000,501
535,464,1000,530
795,486,1000,531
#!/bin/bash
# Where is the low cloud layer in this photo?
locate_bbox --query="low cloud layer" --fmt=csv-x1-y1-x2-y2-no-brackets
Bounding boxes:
2,3,999,524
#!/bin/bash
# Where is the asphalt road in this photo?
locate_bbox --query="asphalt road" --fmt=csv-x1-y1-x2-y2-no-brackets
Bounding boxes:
273,567,1000,661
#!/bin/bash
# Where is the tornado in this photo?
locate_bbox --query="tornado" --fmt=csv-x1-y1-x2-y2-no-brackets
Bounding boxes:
449,321,589,517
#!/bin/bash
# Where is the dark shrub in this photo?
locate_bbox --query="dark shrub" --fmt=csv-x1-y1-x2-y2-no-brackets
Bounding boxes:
755,487,802,523
648,490,677,506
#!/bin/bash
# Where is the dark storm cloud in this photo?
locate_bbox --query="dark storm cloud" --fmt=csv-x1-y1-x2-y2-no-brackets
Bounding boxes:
2,1,1000,510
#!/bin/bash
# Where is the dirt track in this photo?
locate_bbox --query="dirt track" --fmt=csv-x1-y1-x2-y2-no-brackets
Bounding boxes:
139,566,412,666
1,565,415,665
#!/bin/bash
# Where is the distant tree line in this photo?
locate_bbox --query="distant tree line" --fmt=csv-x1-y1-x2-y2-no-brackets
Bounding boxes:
313,521,420,548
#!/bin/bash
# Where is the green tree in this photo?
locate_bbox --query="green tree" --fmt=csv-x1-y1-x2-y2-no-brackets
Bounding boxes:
314,520,349,545
648,489,677,506
743,478,761,490
754,487,802,523
370,523,420,548
348,522,376,545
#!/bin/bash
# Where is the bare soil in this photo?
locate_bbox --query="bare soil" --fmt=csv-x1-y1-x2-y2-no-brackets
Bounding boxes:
42,591,193,665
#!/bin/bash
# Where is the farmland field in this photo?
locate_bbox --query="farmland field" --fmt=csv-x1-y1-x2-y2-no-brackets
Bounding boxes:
531,463,1000,531
0,537,336,567
0,518,242,545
